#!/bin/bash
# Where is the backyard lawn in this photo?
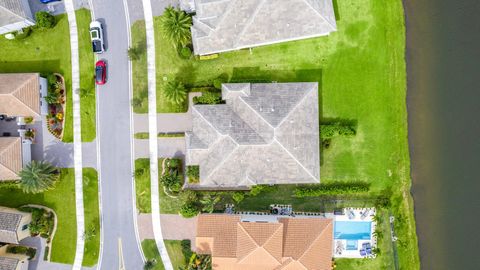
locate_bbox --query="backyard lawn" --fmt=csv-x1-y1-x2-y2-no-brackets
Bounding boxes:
0,168,99,265
141,240,188,270
135,158,181,214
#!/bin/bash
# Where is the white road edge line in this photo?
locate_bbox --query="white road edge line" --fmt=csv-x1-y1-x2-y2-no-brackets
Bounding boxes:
141,0,174,269
64,1,85,269
122,0,147,262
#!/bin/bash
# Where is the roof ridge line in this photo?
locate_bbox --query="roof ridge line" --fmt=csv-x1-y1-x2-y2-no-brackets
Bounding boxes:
236,223,260,262
237,95,275,130
201,0,238,34
302,0,336,31
297,220,332,265
202,137,239,183
272,139,318,182
274,83,316,129
10,74,40,118
233,0,267,47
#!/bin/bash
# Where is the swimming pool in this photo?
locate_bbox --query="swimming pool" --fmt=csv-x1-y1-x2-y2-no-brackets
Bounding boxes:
334,221,372,240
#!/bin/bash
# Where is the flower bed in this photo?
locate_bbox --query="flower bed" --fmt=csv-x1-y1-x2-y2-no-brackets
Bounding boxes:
45,74,66,140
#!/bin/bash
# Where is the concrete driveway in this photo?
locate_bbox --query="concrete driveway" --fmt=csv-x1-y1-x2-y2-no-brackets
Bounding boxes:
134,138,185,159
137,213,197,247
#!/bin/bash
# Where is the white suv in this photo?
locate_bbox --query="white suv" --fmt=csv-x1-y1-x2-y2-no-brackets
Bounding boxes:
89,21,105,54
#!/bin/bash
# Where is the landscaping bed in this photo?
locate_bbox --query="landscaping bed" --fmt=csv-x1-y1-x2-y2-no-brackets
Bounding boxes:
45,73,66,139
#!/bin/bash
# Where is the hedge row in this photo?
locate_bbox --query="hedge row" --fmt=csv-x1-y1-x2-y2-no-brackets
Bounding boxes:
294,182,370,197
320,122,356,139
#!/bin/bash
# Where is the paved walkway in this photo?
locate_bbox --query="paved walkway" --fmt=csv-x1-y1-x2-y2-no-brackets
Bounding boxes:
137,214,197,248
64,0,85,269
141,0,173,268
133,113,192,133
134,138,185,159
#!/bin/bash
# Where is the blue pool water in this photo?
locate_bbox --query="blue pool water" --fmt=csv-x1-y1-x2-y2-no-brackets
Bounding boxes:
334,221,372,240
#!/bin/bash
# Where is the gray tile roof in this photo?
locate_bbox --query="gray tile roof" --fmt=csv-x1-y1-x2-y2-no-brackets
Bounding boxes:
191,0,337,55
0,257,20,270
0,211,22,244
186,83,320,188
0,0,34,27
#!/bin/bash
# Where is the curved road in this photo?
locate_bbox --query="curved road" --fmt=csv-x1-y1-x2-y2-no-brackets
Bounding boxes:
90,0,144,269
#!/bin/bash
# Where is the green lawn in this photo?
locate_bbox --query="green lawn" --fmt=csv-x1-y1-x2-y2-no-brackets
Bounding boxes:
147,0,418,268
141,240,188,270
0,14,72,141
131,21,148,113
0,11,96,143
135,158,182,214
0,168,100,265
74,8,97,142
82,168,100,266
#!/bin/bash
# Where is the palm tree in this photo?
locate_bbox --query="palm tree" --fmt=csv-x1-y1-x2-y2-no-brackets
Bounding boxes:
19,161,58,194
160,6,192,48
163,80,187,105
200,194,221,213
144,259,156,270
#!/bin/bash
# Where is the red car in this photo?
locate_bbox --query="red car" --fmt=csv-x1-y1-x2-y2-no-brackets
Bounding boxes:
95,60,107,85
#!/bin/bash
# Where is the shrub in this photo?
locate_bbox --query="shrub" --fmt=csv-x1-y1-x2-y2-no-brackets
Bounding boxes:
20,207,54,238
15,27,32,39
193,91,222,105
180,240,193,264
131,97,143,108
321,138,331,149
6,245,36,259
35,12,56,29
294,182,370,197
232,192,245,203
248,185,273,197
160,172,181,192
213,78,223,89
320,122,356,139
0,181,20,189
166,158,180,170
179,189,197,204
180,203,199,218
186,165,199,183
163,80,187,105
47,74,57,86
179,46,192,59
128,46,141,60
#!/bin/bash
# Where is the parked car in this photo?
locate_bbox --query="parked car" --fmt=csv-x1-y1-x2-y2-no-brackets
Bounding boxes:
40,0,61,3
95,60,107,85
89,21,105,54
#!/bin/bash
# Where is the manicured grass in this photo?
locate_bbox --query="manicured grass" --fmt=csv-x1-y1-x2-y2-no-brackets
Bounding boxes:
0,168,100,265
131,21,148,113
150,1,419,268
82,168,100,267
141,240,188,270
0,14,72,141
0,169,76,264
75,9,97,142
135,158,181,214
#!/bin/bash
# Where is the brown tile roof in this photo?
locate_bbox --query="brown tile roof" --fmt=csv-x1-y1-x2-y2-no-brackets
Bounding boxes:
196,214,333,270
279,218,333,270
0,73,40,118
0,137,22,181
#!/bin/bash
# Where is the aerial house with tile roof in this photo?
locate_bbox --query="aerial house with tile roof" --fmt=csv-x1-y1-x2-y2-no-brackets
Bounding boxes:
0,0,35,35
185,82,320,188
190,0,337,55
196,214,334,270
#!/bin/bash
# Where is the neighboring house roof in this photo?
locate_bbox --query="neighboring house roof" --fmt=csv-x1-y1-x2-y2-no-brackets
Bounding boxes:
0,0,35,28
0,208,23,244
0,73,41,118
0,257,20,270
196,214,333,270
186,83,320,188
0,137,22,181
191,0,337,55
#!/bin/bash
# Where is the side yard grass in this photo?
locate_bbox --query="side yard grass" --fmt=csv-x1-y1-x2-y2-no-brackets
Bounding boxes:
75,8,97,142
141,240,189,270
131,21,148,113
82,168,100,266
0,168,100,265
135,158,181,214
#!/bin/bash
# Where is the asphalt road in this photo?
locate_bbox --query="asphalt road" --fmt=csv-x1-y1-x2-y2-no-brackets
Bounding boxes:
90,0,144,269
